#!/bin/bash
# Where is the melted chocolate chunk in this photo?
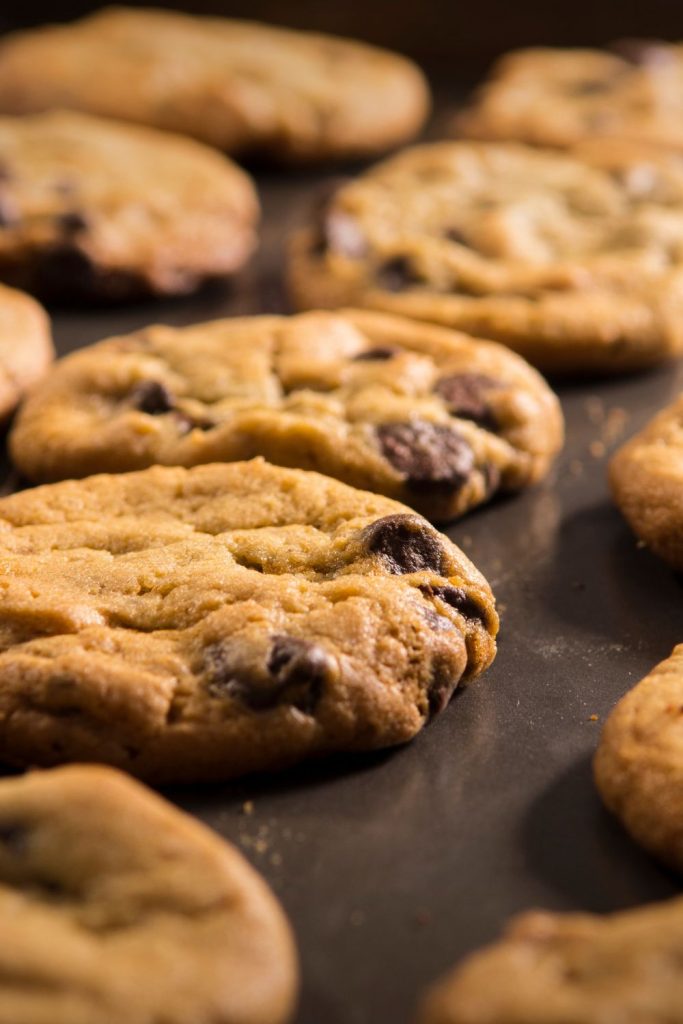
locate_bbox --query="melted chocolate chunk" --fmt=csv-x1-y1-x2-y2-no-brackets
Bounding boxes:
363,513,447,575
610,38,673,66
375,256,422,292
427,666,456,719
435,373,500,431
377,421,475,490
204,636,330,713
58,210,89,234
418,584,490,625
353,346,401,362
130,380,174,415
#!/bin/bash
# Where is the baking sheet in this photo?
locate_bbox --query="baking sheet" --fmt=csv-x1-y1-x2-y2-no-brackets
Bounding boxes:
4,119,683,1024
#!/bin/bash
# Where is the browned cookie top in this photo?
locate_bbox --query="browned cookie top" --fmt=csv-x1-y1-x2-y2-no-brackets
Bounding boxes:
9,309,563,524
289,141,683,373
0,110,258,301
0,764,297,1024
0,460,497,782
456,41,683,150
0,6,430,161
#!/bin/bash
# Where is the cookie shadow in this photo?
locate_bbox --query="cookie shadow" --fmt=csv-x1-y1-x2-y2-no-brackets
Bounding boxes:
522,754,679,913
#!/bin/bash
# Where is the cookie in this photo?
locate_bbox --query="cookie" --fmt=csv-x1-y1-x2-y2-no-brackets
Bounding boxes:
0,764,297,1024
456,41,683,150
417,896,683,1024
0,110,258,301
0,283,52,420
288,140,683,374
9,309,563,523
0,7,429,162
0,459,497,782
610,394,683,569
595,646,683,872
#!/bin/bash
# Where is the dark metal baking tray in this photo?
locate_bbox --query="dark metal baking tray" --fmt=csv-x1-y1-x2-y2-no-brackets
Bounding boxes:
4,106,683,1024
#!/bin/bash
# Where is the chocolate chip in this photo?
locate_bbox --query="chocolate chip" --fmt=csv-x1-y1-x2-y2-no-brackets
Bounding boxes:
427,665,456,719
444,227,469,245
204,636,331,713
377,421,475,490
266,635,330,713
353,346,401,362
418,584,490,626
57,210,89,234
421,605,456,632
610,38,673,66
0,821,28,852
174,410,215,434
435,373,500,431
130,380,174,415
375,256,422,292
363,513,447,575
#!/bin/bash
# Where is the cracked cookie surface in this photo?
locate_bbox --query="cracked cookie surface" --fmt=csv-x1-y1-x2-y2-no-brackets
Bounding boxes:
0,459,497,782
0,764,297,1024
289,141,683,373
9,309,563,524
595,645,683,872
456,41,683,151
0,110,258,301
0,6,429,161
610,394,683,568
0,283,52,420
417,895,683,1024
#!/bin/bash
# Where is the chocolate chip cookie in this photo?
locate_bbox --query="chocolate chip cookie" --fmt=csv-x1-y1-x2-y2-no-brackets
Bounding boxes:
595,646,683,872
456,41,683,150
0,110,258,301
0,459,497,782
610,394,683,569
9,309,563,524
0,764,297,1024
417,896,683,1024
0,7,429,161
288,140,683,373
0,282,52,420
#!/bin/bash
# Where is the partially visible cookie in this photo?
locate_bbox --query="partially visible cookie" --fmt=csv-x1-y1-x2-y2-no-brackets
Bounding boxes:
0,459,497,782
0,110,258,301
0,764,297,1024
455,42,683,150
610,395,683,569
9,309,563,523
417,896,683,1024
0,283,52,420
595,646,683,872
0,7,429,161
288,140,683,374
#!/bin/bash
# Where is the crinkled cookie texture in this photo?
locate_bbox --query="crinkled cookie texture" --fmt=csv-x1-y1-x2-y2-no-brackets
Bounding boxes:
0,460,497,782
417,896,683,1024
0,6,429,161
0,110,258,301
289,140,683,373
10,310,563,524
610,394,683,569
456,41,683,150
0,764,298,1024
595,646,683,872
0,283,52,420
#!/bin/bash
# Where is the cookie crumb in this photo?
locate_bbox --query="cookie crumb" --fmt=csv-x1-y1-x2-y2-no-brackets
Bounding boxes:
242,800,254,816
589,714,599,722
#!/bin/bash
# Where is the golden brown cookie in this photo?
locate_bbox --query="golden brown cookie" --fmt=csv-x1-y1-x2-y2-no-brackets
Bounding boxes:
595,646,683,872
0,764,297,1024
9,309,563,524
0,6,429,161
416,896,683,1024
0,110,258,301
610,394,683,569
0,282,52,420
0,459,497,782
289,140,683,374
456,42,683,150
